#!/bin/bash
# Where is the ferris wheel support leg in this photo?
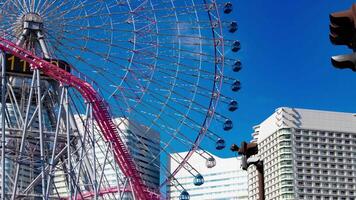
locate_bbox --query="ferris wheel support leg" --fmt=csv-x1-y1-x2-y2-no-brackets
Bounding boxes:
36,31,50,59
109,141,122,200
16,29,29,46
112,142,123,200
45,87,65,199
119,178,129,200
97,144,110,193
65,87,74,200
1,51,6,200
129,178,137,200
73,104,91,200
35,69,46,200
89,103,98,200
10,71,36,200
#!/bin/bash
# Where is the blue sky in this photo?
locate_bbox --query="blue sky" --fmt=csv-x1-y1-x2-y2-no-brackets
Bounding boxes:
219,0,356,157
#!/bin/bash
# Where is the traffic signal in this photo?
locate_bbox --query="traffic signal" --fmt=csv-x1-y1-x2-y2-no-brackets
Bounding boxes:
231,141,258,170
237,141,258,157
329,4,356,70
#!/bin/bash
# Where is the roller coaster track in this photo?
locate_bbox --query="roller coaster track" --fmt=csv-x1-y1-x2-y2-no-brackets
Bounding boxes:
0,37,156,200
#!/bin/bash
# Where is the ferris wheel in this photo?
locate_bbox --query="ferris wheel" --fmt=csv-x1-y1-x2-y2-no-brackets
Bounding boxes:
0,0,241,200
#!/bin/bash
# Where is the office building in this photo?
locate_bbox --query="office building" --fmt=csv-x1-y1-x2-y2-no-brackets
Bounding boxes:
168,151,248,200
248,107,356,200
104,117,161,192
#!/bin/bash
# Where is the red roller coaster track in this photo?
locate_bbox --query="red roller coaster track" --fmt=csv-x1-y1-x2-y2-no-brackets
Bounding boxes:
0,37,156,200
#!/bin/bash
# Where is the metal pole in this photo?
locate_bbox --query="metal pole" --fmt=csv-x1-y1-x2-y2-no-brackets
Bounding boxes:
36,69,46,200
73,104,90,199
256,161,265,200
112,142,123,200
11,71,36,200
1,51,6,200
97,144,110,190
65,87,72,200
45,87,65,198
36,31,50,59
129,178,137,200
90,104,98,200
16,29,29,46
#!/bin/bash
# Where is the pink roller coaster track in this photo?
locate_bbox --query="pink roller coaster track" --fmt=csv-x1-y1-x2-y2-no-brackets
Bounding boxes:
0,37,156,200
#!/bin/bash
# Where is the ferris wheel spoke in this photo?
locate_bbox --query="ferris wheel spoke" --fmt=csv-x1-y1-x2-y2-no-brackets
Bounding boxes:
107,76,220,127
109,93,210,153
112,120,197,188
3,0,24,12
122,90,212,144
46,31,222,67
42,1,97,23
124,71,218,116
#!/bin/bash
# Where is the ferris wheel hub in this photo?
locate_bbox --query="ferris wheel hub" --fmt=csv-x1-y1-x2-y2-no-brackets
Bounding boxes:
14,12,50,58
22,13,43,31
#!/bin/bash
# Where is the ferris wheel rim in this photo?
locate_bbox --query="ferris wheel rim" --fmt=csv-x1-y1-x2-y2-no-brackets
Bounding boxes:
160,0,224,187
0,0,237,198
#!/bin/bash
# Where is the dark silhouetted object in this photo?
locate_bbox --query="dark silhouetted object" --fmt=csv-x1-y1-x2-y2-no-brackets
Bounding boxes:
231,80,241,92
329,4,356,71
228,100,238,112
229,21,238,33
231,141,264,200
215,138,226,150
224,2,233,14
231,40,241,52
232,60,242,72
223,119,233,130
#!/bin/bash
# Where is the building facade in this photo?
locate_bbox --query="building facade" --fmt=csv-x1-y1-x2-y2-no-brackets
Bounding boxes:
112,118,161,191
168,151,248,200
249,107,356,200
54,117,160,199
95,117,160,199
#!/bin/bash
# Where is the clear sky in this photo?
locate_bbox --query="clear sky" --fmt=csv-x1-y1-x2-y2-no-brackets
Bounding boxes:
219,0,356,157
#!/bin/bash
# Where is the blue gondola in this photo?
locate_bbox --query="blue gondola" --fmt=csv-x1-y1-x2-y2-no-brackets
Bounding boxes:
229,21,238,33
223,119,233,131
224,2,233,14
228,100,238,112
180,190,190,200
231,41,241,52
193,174,204,186
231,80,241,92
232,60,242,72
216,138,226,150
206,157,216,168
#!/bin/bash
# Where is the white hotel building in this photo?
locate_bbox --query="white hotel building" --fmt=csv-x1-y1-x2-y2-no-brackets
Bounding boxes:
248,107,356,200
168,151,248,200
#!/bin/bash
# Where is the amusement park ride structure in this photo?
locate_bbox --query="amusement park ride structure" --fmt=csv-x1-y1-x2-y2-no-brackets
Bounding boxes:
0,1,240,199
